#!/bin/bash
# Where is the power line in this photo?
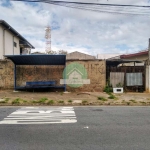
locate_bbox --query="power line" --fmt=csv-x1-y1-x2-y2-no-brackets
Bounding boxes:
11,0,150,16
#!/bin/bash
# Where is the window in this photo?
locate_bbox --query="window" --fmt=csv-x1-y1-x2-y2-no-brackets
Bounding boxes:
14,42,17,47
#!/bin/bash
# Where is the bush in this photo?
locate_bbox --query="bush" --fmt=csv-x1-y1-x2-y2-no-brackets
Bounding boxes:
103,85,113,94
103,78,113,94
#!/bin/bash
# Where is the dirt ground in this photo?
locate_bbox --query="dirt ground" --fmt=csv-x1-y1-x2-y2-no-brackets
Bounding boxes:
0,90,150,106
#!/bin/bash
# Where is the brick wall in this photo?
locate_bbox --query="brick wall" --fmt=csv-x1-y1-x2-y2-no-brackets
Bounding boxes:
66,60,106,92
0,59,106,92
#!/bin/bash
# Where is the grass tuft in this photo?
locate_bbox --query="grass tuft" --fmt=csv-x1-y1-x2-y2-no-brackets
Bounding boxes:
12,98,20,105
129,99,136,103
97,96,107,101
82,100,88,104
126,102,130,105
47,100,54,105
58,100,64,103
68,100,72,103
108,94,116,99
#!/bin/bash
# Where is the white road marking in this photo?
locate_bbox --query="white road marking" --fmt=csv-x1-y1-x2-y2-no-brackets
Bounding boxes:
0,107,77,124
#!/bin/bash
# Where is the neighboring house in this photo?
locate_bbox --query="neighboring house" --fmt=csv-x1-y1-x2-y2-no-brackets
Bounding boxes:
120,50,148,61
97,53,120,60
66,51,96,60
31,52,46,55
0,20,34,59
106,50,148,66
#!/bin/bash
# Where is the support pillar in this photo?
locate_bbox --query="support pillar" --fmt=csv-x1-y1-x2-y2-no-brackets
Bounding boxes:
14,64,16,91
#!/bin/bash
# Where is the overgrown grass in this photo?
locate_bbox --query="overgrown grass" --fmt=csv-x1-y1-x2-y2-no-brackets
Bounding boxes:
58,100,64,103
68,100,72,103
5,98,10,102
0,98,10,104
97,96,107,101
108,94,116,99
140,101,146,105
12,98,20,105
82,100,88,104
126,102,130,105
47,100,54,105
129,99,137,103
0,100,6,103
33,97,48,104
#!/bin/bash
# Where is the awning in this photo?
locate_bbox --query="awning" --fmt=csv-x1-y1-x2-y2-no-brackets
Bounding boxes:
4,55,66,65
106,59,143,66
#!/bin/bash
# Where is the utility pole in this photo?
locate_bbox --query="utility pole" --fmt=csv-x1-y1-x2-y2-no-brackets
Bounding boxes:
148,38,150,62
146,38,150,92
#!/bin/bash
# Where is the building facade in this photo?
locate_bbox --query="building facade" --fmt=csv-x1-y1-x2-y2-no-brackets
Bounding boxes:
0,20,34,59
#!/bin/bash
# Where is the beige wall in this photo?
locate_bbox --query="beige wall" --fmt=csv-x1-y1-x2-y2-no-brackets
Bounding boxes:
0,25,20,59
67,51,95,60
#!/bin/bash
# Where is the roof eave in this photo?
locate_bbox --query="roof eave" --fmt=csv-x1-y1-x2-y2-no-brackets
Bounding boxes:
0,20,35,49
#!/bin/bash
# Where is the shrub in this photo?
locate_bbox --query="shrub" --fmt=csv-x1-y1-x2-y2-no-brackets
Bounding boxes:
103,79,113,94
103,85,113,94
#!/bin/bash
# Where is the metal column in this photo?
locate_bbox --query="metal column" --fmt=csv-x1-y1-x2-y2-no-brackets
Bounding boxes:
14,64,16,91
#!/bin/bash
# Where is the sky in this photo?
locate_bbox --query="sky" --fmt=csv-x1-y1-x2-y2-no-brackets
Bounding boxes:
0,0,150,57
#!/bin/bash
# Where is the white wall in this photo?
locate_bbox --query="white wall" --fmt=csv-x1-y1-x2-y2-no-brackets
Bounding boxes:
0,26,3,59
14,36,19,55
0,25,20,59
4,30,20,55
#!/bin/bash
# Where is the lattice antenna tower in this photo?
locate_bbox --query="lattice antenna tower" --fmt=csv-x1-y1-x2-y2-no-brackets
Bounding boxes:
45,25,51,54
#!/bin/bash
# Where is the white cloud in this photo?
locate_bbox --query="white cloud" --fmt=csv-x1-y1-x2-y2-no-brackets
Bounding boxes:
0,0,150,56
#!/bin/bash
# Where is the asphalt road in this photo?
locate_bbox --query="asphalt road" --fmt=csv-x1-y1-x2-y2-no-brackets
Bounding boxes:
0,106,150,150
